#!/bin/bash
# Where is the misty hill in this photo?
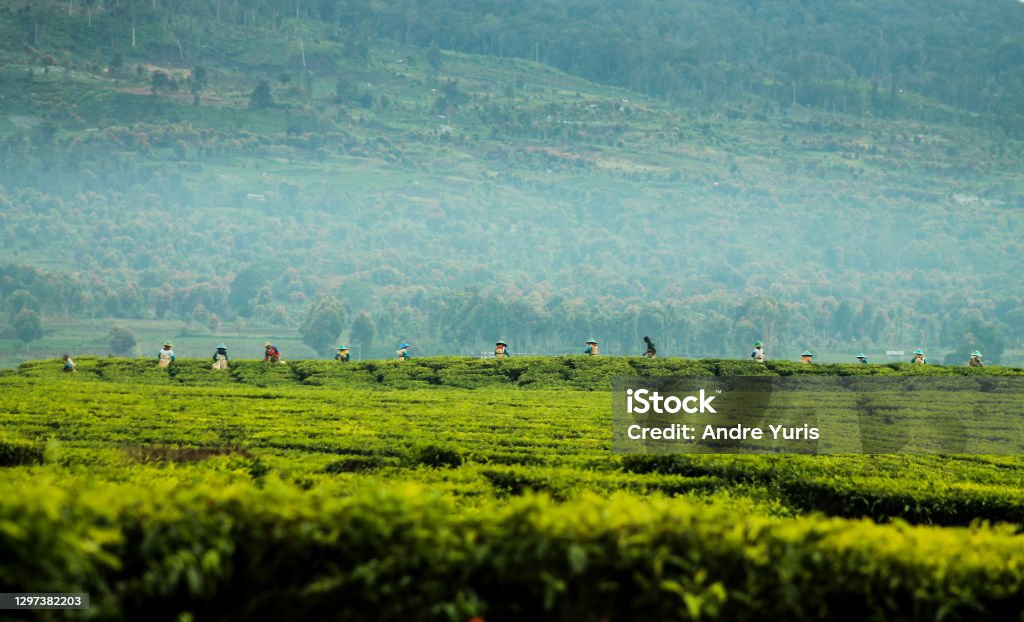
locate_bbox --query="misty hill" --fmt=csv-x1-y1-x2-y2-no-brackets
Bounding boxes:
0,0,1022,364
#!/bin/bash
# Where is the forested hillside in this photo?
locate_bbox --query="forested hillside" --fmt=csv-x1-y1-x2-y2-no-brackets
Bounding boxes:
0,0,1022,364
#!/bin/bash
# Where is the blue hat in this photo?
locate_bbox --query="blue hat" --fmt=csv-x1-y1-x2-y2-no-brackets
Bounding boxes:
399,343,410,349
913,348,924,355
337,345,348,350
801,351,813,356
856,353,866,359
217,343,227,349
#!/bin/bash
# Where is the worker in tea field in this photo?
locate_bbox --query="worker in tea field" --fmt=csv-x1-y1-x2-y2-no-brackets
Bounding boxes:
751,340,765,363
157,342,175,367
494,340,510,358
584,339,600,356
855,353,868,364
800,350,814,364
62,354,76,372
397,343,411,360
335,345,350,362
263,341,282,363
211,343,229,370
968,350,984,367
643,336,656,359
911,348,927,364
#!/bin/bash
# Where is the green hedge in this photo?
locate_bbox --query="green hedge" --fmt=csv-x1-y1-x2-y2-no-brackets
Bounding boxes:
622,454,1024,526
17,356,1024,392
0,432,43,467
4,478,1024,621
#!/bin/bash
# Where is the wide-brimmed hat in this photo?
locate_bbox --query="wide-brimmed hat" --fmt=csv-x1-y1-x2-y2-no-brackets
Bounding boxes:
754,340,763,347
801,351,813,356
971,350,983,357
216,343,227,349
337,345,348,350
163,341,173,347
586,338,598,344
913,348,924,355
399,343,410,349
856,353,867,359
263,341,271,347
496,340,507,346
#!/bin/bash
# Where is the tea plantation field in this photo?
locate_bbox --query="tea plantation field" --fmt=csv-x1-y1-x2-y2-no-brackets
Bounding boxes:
4,356,1024,621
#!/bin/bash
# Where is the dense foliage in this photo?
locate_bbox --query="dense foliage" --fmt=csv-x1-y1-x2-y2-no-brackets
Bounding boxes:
4,357,1024,619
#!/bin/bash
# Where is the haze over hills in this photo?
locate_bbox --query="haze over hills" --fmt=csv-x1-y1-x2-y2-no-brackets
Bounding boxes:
0,0,1022,364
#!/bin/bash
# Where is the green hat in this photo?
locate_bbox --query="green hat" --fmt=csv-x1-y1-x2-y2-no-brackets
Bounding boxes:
496,340,507,346
801,351,813,356
971,350,983,357
586,338,598,344
913,349,924,355
216,343,227,349
856,353,867,358
337,345,348,350
163,341,173,347
754,340,763,347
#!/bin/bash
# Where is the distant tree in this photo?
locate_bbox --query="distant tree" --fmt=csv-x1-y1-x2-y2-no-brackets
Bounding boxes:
173,140,188,160
944,318,1006,365
229,268,265,317
335,75,358,103
190,64,207,105
6,289,40,314
13,309,43,349
250,80,274,109
350,312,376,357
191,303,212,328
426,42,442,72
107,326,137,356
434,78,468,114
150,71,172,95
299,295,347,356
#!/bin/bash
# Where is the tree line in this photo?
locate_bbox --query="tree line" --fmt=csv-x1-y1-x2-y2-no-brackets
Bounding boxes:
2,263,1011,365
15,0,1022,133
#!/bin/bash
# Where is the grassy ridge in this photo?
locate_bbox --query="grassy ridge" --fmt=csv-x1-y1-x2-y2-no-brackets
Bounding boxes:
20,355,1024,389
4,357,1024,619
